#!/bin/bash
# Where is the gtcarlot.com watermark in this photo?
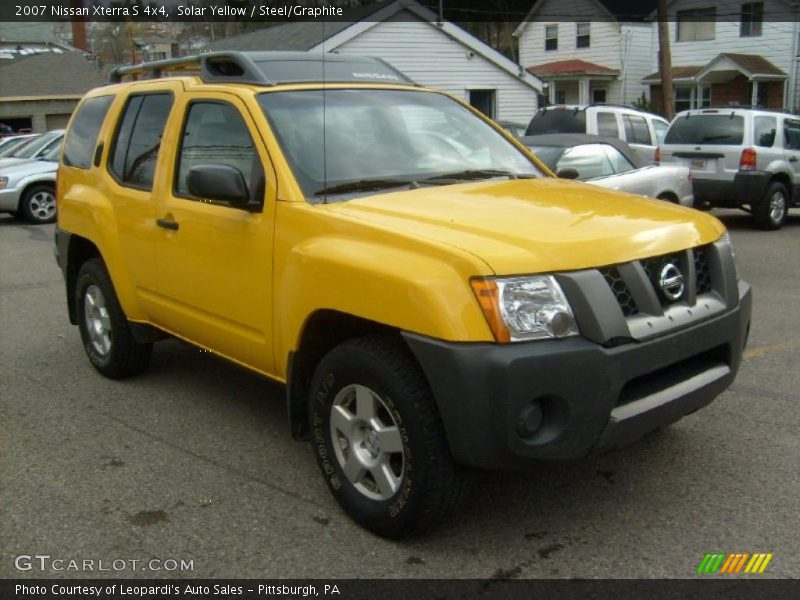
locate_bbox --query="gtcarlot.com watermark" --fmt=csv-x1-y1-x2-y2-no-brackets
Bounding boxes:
14,554,194,573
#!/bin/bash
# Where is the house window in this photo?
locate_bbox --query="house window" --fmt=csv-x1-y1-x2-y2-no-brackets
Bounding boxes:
468,89,496,119
674,86,711,113
675,87,692,112
576,23,590,48
545,25,558,51
741,2,763,37
676,8,716,41
592,88,607,103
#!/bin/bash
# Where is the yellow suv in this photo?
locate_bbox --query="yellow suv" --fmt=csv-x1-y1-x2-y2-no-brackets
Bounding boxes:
55,52,752,538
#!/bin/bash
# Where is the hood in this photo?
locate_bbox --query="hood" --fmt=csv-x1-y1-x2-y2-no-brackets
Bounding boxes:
1,158,57,179
324,178,724,275
0,158,32,169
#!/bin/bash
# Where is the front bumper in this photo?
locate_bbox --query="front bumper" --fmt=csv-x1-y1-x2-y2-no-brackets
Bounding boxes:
692,171,770,208
0,186,22,212
403,281,751,469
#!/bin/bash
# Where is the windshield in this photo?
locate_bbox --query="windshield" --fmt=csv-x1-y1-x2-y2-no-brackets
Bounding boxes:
257,89,542,201
40,140,63,162
665,115,744,145
13,131,62,159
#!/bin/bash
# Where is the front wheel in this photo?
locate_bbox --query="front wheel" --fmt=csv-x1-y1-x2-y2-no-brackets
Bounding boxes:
20,184,57,224
753,181,789,230
76,258,152,379
309,335,463,538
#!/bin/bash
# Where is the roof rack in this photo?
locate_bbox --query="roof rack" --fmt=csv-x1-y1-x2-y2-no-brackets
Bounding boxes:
691,105,795,115
109,51,416,86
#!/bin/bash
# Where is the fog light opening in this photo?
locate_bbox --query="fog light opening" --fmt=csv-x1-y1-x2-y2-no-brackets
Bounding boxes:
516,401,544,439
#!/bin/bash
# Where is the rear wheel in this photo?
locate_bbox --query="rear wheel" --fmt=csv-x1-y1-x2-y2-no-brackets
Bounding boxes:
309,335,463,538
76,258,152,379
20,184,56,224
753,181,789,230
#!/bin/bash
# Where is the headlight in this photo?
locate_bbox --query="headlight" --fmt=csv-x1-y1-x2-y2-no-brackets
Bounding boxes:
0,177,8,190
471,275,579,342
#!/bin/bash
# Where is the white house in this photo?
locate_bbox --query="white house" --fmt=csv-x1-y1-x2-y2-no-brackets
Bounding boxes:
514,0,658,106
205,0,544,124
643,0,800,113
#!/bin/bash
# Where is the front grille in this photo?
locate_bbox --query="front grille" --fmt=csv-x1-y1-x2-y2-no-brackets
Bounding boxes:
600,244,715,317
599,266,639,316
694,246,712,295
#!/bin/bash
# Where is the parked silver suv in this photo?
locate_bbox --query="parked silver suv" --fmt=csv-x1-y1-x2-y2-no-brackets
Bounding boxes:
660,108,799,230
526,104,670,164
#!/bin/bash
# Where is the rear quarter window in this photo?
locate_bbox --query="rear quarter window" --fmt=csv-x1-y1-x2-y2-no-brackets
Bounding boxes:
526,109,587,135
664,114,745,145
62,95,113,169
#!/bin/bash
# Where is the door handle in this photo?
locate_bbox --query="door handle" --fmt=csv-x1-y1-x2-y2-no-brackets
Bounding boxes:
789,156,798,163
156,218,179,231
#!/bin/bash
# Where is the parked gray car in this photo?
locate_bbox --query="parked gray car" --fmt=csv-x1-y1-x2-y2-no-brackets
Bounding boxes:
0,129,63,168
521,134,694,206
660,107,799,230
0,134,39,157
0,139,61,223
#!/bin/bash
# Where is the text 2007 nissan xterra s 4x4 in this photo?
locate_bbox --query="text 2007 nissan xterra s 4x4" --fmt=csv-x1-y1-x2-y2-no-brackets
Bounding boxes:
55,52,751,538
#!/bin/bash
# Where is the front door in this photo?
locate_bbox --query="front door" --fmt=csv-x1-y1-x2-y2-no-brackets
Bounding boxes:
149,92,276,375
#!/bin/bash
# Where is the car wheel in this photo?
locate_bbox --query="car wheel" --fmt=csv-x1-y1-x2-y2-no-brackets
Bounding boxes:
76,258,152,379
753,181,789,230
20,184,57,224
656,193,678,204
309,335,463,538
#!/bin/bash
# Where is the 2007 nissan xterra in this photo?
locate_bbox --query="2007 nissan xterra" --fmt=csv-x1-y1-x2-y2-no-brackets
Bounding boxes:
55,52,751,537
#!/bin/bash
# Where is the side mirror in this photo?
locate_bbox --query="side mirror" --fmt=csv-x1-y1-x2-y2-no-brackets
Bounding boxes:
556,167,580,180
187,164,249,205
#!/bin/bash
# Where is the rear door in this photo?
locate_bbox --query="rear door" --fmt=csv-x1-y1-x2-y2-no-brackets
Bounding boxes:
660,111,745,182
620,112,656,164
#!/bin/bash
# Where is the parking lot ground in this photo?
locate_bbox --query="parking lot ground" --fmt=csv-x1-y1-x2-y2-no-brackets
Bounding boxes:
1,210,798,579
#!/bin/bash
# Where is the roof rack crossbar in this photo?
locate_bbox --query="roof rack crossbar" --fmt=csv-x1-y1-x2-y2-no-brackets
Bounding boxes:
108,51,416,87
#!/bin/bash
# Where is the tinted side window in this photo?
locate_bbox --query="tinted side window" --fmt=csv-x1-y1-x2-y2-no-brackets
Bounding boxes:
176,102,259,203
623,115,652,145
602,145,635,174
527,109,586,135
652,120,669,145
753,116,776,147
596,112,619,137
109,93,173,190
783,119,800,150
63,96,113,169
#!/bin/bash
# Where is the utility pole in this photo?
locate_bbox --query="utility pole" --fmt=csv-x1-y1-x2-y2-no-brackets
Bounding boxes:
657,0,675,120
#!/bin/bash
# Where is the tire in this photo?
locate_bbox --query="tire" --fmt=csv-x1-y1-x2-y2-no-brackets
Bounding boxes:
753,181,789,230
20,184,57,224
656,193,678,204
309,335,463,538
75,258,152,379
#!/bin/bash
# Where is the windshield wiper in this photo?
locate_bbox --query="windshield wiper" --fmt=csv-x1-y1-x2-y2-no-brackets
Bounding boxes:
314,178,413,196
421,169,526,183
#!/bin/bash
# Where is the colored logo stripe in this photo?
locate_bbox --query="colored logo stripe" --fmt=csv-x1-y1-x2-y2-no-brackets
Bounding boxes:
697,553,773,574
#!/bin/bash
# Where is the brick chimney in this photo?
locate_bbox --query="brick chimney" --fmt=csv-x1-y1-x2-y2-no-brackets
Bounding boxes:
70,1,87,51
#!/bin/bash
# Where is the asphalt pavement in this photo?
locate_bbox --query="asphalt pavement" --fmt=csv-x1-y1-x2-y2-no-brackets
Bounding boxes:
1,209,798,579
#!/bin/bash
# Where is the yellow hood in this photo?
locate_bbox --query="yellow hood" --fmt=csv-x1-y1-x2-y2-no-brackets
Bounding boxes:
324,178,724,275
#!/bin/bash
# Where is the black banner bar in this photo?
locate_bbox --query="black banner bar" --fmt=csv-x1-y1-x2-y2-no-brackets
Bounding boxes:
3,579,800,600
